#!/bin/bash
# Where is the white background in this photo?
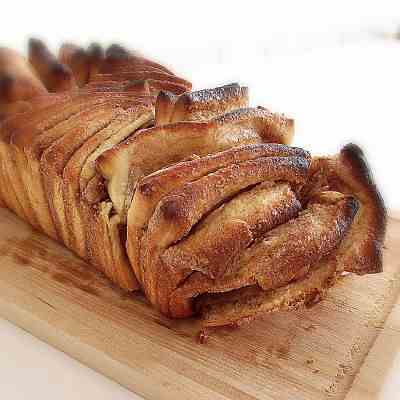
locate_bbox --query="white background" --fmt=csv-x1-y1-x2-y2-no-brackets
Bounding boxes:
1,0,400,398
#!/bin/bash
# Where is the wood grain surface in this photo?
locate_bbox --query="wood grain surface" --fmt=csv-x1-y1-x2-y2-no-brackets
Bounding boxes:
0,207,398,400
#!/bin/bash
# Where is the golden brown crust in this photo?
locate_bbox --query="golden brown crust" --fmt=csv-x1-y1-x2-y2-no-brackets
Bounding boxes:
84,201,138,290
11,93,150,151
213,107,294,144
37,99,150,245
0,93,78,235
1,95,152,290
155,84,249,126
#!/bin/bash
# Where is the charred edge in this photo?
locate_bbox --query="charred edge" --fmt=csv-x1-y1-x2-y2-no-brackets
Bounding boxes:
50,62,74,78
69,47,88,62
341,144,375,187
340,143,386,274
136,143,311,199
105,44,130,60
28,38,47,54
231,143,310,162
340,144,387,233
340,143,386,223
87,43,104,59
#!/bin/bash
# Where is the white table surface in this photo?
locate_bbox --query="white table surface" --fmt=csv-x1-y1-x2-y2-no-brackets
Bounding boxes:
1,1,400,398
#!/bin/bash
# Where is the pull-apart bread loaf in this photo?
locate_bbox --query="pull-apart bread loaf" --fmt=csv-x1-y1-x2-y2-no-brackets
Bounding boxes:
0,40,386,332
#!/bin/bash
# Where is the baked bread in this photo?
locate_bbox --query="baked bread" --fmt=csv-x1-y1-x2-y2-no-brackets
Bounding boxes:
0,40,386,332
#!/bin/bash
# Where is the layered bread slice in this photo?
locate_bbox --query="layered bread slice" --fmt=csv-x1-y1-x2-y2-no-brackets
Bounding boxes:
97,106,294,219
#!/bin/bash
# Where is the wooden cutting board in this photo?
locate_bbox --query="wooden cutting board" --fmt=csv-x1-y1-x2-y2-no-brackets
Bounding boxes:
0,207,399,400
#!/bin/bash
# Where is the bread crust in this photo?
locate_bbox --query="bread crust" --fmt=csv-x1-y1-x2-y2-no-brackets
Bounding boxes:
155,84,249,125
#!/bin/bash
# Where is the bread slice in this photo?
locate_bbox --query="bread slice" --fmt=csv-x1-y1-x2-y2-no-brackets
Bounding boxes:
6,94,117,238
197,257,338,328
171,192,358,319
97,107,294,219
311,144,386,275
63,105,153,256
